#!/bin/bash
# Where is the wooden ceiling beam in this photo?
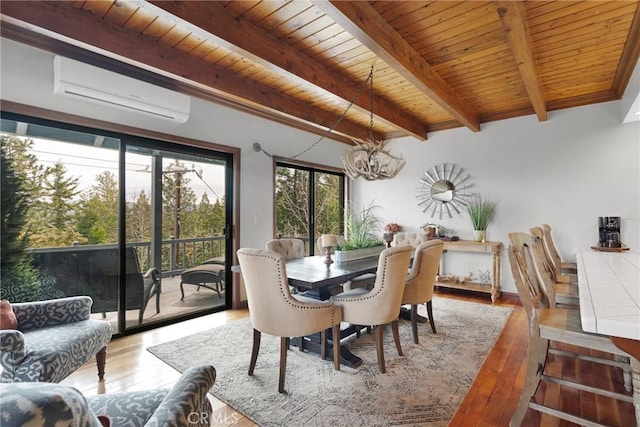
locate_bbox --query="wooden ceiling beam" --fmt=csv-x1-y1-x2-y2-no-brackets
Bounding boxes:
148,1,428,141
0,1,377,144
612,3,640,97
313,0,480,133
495,1,548,122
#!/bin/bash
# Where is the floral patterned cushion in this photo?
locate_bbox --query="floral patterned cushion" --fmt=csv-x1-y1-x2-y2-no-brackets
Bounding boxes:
0,365,215,427
0,296,112,383
0,382,104,427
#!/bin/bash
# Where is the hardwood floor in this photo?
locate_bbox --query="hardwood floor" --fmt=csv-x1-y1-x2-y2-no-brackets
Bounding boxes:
64,290,635,426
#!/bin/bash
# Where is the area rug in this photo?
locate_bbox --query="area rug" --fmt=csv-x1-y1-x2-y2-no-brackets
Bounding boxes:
148,297,512,426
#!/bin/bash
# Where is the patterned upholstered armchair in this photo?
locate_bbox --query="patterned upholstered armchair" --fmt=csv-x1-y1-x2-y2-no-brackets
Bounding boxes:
0,365,216,426
0,296,112,383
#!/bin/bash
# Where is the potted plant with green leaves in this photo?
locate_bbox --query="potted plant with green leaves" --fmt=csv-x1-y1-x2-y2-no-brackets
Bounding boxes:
467,195,497,242
334,203,385,263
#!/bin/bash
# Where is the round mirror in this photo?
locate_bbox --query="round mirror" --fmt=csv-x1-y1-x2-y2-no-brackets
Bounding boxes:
431,179,455,202
416,163,472,219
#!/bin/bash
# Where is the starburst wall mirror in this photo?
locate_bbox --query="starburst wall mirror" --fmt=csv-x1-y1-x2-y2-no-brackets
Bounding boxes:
416,163,472,219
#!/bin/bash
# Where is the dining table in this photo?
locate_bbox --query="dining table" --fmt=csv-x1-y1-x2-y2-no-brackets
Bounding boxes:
575,248,640,425
284,255,379,300
283,255,382,368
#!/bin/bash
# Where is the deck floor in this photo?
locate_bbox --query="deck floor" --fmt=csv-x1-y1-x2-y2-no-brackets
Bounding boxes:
91,274,227,330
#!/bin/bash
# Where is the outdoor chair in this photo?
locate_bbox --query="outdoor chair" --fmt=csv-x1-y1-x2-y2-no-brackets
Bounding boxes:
180,264,225,300
0,296,112,383
31,246,160,324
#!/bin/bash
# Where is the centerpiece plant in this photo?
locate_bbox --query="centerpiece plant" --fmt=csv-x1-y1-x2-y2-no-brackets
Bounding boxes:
336,203,384,251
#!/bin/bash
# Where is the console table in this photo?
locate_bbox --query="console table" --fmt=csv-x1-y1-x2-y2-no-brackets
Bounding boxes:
435,240,502,302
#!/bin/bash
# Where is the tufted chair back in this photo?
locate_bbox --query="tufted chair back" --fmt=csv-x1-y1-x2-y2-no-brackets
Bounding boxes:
332,246,412,327
238,248,341,337
265,238,306,260
315,235,347,254
392,232,429,248
403,240,444,305
401,240,444,342
236,248,343,392
331,245,412,373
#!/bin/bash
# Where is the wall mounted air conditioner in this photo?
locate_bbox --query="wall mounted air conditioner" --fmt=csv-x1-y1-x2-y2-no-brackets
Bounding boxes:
53,56,190,123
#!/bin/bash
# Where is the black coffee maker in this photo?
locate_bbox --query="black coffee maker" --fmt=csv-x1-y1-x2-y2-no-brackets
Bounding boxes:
598,216,622,248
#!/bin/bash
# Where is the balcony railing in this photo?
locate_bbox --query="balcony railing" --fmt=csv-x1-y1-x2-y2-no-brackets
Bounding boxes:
28,235,226,277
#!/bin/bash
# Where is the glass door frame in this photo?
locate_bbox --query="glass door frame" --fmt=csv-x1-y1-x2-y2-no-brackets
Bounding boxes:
1,107,240,337
119,136,235,333
274,158,346,255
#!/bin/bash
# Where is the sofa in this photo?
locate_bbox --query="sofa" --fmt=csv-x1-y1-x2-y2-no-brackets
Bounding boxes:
0,365,216,426
0,296,112,383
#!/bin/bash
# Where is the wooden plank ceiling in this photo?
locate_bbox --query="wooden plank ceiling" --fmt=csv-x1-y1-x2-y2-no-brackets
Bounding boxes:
1,1,639,145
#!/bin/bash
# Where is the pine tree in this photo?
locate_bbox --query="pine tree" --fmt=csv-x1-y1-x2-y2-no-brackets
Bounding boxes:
0,139,41,301
77,171,119,244
1,136,51,244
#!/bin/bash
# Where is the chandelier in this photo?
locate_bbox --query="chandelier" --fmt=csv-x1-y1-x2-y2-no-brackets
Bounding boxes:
341,67,405,181
343,138,406,181
253,66,405,181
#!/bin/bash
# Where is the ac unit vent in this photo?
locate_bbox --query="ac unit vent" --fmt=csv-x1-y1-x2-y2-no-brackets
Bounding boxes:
53,56,190,123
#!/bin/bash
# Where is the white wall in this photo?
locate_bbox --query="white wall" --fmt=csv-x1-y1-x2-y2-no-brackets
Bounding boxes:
352,103,640,293
2,38,639,295
0,38,348,251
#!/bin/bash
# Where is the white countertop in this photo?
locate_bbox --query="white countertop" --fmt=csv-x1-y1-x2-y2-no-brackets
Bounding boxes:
576,249,640,340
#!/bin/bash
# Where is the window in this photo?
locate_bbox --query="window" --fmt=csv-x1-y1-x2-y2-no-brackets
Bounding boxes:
274,161,345,255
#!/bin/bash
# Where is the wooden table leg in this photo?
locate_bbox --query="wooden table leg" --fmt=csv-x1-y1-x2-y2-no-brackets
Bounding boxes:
610,336,640,427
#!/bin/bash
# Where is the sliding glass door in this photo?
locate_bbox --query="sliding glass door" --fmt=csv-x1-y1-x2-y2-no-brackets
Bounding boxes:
123,142,231,331
275,161,345,255
1,112,233,335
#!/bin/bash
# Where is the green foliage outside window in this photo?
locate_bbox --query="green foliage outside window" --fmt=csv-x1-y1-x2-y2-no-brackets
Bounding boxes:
0,137,58,301
275,165,344,253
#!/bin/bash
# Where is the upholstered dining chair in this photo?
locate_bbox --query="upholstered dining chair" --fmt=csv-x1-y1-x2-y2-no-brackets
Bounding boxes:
401,240,444,343
507,232,632,426
266,238,306,295
331,245,413,373
265,238,306,260
529,227,578,307
237,248,342,394
315,234,346,254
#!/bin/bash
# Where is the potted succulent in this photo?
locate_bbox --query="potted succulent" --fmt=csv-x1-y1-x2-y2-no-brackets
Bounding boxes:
467,195,497,242
334,203,385,263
